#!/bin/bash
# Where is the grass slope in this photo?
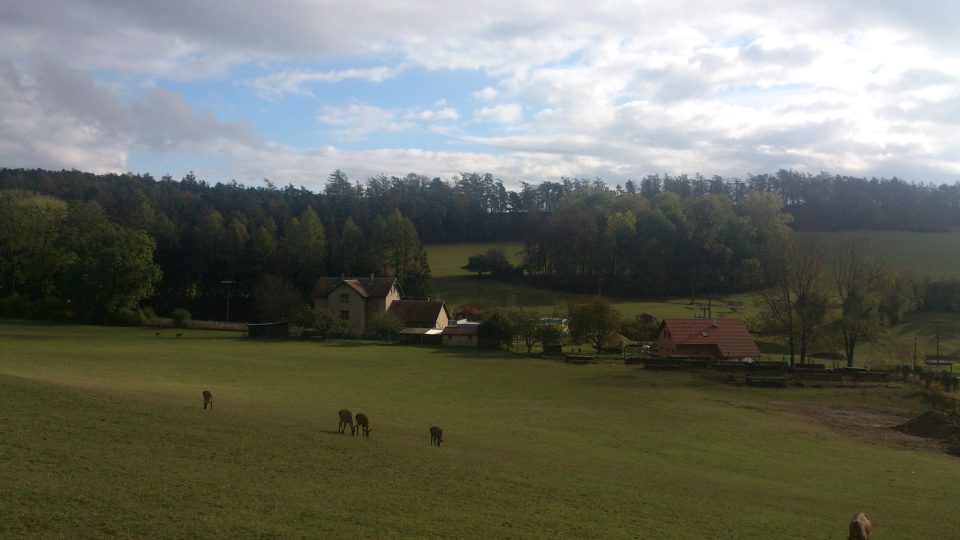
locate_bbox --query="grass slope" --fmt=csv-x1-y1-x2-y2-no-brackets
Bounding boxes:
426,243,758,321
2,322,959,538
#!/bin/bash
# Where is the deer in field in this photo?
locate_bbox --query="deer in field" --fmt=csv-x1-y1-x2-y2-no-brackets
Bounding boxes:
202,390,213,410
176,332,183,338
155,330,161,338
848,512,871,540
430,426,443,447
355,413,371,438
338,409,355,435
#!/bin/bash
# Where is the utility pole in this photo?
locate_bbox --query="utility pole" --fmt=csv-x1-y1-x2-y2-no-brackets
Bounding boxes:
933,319,945,364
913,336,917,369
221,280,236,322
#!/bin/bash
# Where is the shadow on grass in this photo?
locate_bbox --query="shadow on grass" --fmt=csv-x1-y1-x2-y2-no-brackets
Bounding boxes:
318,429,351,436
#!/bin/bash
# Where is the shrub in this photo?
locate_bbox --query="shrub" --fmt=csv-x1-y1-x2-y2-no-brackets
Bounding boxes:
171,308,192,328
368,312,404,341
112,307,156,327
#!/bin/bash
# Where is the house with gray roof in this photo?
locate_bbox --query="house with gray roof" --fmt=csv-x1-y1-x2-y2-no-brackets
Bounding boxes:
311,275,402,335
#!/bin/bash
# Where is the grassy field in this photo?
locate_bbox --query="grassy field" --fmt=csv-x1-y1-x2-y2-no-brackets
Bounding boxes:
797,229,960,279
426,243,759,321
2,321,960,538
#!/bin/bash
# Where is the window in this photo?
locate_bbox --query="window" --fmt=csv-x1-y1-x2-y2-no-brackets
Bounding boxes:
339,311,350,320
340,294,349,303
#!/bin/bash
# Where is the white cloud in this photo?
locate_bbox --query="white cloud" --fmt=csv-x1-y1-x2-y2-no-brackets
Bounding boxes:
474,103,523,124
249,65,406,100
0,55,256,172
1,0,959,183
317,101,460,141
472,86,498,100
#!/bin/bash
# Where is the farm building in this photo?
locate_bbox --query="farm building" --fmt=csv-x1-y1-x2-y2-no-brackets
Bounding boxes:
398,327,444,346
310,275,401,335
442,324,479,347
387,300,450,331
656,319,760,361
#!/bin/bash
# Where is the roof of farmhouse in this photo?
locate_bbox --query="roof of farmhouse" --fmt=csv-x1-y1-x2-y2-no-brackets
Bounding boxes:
311,276,399,298
659,319,760,358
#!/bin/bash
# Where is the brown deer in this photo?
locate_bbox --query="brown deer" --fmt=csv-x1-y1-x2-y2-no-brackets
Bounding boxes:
430,426,443,447
355,413,371,438
155,330,161,338
848,512,871,540
338,409,355,435
176,332,183,338
202,390,213,410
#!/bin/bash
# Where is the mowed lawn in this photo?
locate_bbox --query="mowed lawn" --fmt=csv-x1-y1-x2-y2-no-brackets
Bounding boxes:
2,323,960,538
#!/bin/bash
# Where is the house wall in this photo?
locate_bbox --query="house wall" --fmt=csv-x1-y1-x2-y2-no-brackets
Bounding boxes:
435,309,449,330
657,330,720,359
444,334,477,347
657,328,676,356
674,344,721,359
327,284,367,335
365,285,400,333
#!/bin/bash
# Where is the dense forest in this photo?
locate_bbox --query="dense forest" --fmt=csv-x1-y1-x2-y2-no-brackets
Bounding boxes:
0,167,958,322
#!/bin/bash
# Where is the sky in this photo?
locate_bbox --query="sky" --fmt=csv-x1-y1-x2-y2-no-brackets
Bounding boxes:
1,0,959,191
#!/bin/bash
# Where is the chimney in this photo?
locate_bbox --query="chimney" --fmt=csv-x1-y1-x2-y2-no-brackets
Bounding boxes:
369,273,374,283
341,272,345,281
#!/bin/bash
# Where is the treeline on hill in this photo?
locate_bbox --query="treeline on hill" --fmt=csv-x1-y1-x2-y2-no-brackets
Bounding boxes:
1,167,960,322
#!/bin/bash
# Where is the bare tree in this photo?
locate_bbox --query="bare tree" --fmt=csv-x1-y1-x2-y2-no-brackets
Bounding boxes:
830,241,887,367
759,237,828,365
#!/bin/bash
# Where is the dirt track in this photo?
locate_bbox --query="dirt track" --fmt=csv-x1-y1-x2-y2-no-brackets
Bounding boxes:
773,402,948,453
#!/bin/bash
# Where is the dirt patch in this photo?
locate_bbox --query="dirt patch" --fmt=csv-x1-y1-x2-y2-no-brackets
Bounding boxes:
772,402,948,453
894,411,960,455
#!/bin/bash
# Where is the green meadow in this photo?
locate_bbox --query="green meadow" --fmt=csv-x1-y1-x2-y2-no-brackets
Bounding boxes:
2,322,960,538
427,243,758,321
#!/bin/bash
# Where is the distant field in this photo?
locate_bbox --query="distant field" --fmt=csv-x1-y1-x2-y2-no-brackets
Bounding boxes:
2,322,959,538
797,229,960,279
425,242,759,321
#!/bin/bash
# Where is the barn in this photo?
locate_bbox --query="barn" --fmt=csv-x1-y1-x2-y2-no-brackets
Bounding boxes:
387,300,450,331
656,319,760,361
442,324,479,347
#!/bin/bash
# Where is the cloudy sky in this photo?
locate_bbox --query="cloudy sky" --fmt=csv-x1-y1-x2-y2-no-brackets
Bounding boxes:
1,0,959,190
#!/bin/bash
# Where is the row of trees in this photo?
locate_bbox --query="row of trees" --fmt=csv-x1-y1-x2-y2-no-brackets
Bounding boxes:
0,170,434,321
757,238,918,366
0,190,160,320
468,297,627,353
2,166,958,321
522,190,792,295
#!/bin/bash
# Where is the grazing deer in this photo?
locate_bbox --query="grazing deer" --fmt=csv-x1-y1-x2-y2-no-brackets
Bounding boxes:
202,390,213,410
430,426,443,447
848,512,871,540
338,409,355,435
355,413,371,438
155,330,161,338
176,332,183,338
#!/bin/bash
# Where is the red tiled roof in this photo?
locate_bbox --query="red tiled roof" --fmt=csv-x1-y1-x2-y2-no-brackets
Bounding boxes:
442,326,478,336
310,276,399,298
388,300,449,327
658,319,760,358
